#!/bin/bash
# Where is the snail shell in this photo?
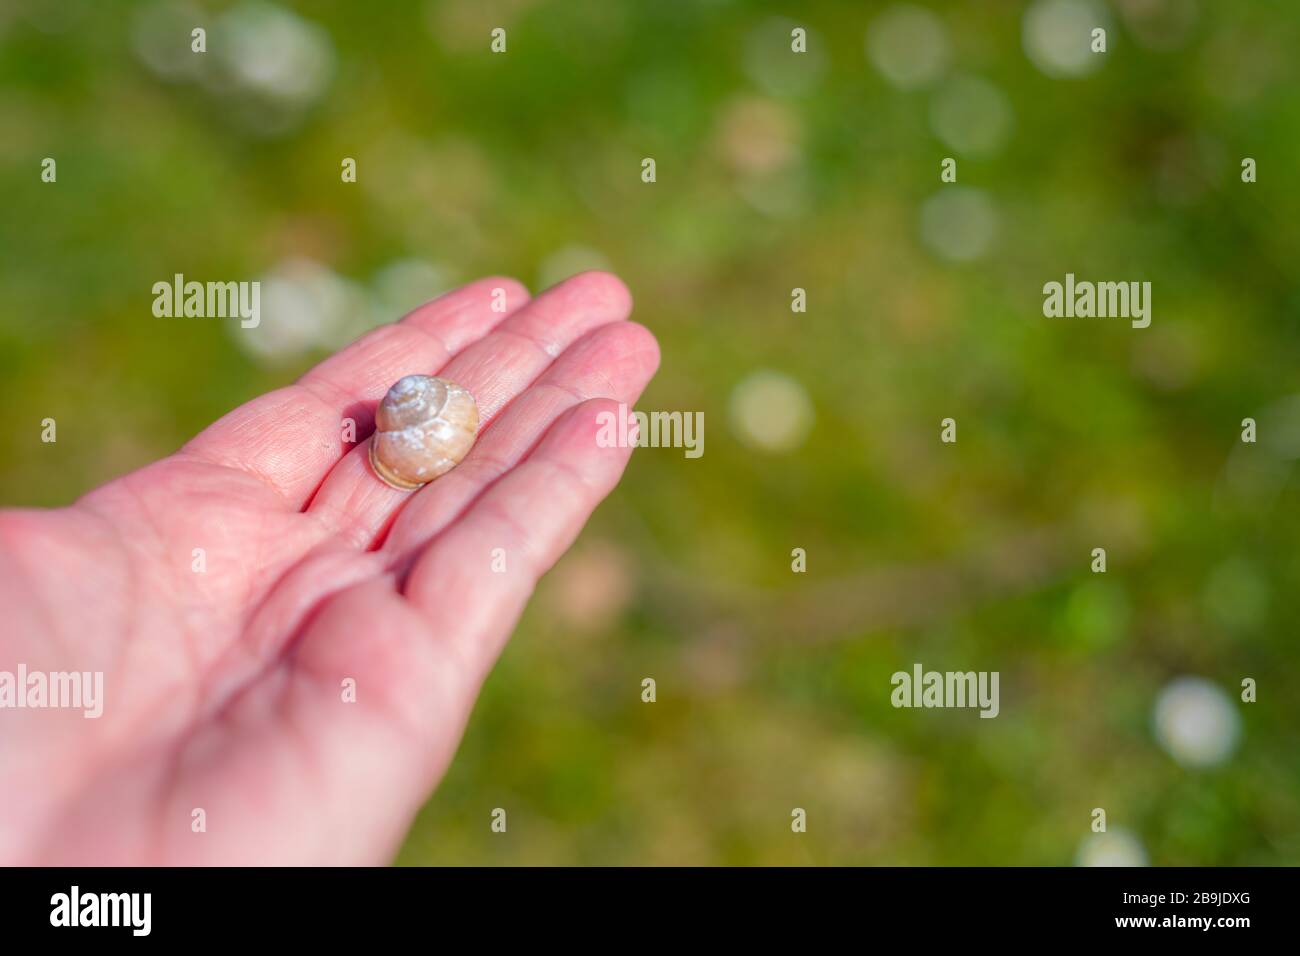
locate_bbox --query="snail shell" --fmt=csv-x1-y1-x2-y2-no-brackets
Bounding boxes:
368,374,479,490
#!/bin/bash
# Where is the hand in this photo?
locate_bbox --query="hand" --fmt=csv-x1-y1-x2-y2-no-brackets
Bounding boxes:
0,272,659,864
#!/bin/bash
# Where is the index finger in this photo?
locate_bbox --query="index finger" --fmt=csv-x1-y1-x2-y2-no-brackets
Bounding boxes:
179,277,529,509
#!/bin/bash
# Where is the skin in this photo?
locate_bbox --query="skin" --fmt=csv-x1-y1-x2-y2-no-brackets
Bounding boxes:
0,271,660,864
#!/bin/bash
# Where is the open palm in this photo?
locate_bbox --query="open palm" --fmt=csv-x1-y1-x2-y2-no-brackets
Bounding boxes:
0,272,659,864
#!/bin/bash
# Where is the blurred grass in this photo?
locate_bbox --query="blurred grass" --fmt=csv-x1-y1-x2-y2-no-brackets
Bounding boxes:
2,0,1298,864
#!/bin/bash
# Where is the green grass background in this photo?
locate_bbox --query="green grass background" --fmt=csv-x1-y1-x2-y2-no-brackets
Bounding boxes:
1,0,1298,864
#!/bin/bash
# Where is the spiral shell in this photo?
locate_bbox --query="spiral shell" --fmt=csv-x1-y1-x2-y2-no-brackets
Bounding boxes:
368,374,479,490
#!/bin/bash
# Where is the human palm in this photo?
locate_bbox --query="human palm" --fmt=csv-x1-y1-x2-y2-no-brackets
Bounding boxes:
0,272,658,864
